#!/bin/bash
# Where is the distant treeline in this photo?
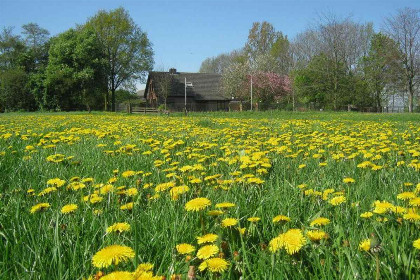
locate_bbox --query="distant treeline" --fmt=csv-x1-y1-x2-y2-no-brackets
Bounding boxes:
0,7,153,112
200,8,419,112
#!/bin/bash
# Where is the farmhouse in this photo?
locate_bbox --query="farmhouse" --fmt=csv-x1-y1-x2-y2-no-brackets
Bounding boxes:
144,69,232,111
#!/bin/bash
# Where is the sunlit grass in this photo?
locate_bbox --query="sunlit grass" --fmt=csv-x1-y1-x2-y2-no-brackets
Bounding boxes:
0,112,419,279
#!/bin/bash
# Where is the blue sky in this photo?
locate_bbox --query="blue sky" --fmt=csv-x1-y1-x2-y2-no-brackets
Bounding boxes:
1,0,418,89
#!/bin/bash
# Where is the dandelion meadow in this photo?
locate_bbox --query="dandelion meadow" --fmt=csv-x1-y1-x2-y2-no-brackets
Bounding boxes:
1,112,420,279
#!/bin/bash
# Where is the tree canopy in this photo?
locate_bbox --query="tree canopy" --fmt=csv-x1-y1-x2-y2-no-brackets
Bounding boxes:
0,8,154,112
86,7,154,111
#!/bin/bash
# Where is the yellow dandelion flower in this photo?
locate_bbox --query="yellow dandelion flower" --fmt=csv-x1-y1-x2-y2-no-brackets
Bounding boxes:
281,229,306,255
176,243,195,255
134,271,160,280
100,184,114,194
413,239,420,249
237,227,246,235
125,188,139,197
100,271,133,280
272,215,290,223
247,216,260,222
92,245,135,268
106,222,131,233
409,197,420,207
120,202,134,210
416,183,420,194
198,257,229,273
391,206,407,214
134,262,154,273
329,195,346,206
47,178,66,188
122,170,136,178
271,229,306,255
169,185,190,200
30,202,50,214
221,218,238,228
155,182,176,192
67,182,86,191
310,217,330,227
61,204,78,214
89,195,103,204
360,212,373,218
343,177,355,184
372,200,394,214
46,153,66,163
397,192,416,200
38,186,57,196
207,210,224,216
403,212,420,221
197,234,218,244
359,239,371,252
269,235,284,253
306,230,328,242
215,202,236,208
69,177,80,182
197,244,219,260
108,177,117,184
185,197,211,212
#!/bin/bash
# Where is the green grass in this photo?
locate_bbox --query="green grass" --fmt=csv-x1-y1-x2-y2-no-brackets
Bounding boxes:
0,112,419,279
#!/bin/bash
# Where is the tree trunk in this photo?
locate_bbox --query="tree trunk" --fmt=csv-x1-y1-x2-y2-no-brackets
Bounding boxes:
334,79,338,111
104,92,109,111
376,90,381,112
111,87,116,112
408,79,414,113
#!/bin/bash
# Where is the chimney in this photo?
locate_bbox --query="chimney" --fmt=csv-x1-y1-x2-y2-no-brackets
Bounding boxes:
169,68,177,74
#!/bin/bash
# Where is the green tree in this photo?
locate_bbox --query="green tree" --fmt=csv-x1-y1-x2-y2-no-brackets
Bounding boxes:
21,23,51,110
362,33,403,111
85,7,154,111
270,33,291,74
0,67,34,111
0,27,34,111
45,27,107,111
245,21,282,61
385,7,419,112
293,54,352,109
0,27,26,70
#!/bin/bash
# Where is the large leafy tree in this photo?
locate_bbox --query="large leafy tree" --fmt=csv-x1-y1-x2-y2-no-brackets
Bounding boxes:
45,27,107,111
0,27,26,69
385,7,419,112
85,7,154,111
0,27,34,111
362,33,403,110
21,23,50,110
293,53,352,109
245,21,282,62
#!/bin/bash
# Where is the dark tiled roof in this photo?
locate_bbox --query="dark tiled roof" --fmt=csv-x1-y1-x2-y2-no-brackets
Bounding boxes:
145,71,229,101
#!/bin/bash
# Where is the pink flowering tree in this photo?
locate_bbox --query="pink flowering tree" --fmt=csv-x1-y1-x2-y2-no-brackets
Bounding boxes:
248,72,291,107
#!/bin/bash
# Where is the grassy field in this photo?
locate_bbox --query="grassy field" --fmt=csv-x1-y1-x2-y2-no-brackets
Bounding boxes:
1,111,419,280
